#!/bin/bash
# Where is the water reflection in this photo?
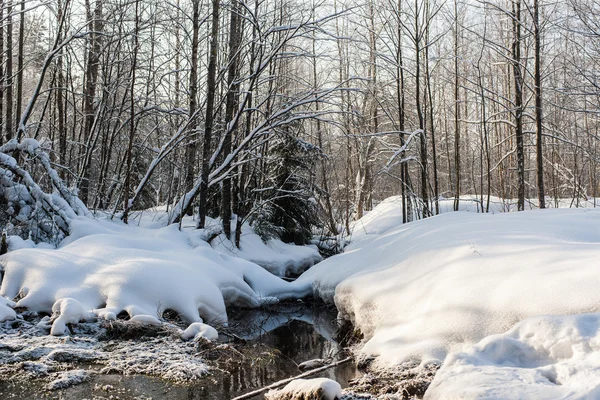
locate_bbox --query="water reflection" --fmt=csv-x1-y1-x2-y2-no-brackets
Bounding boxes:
221,304,359,397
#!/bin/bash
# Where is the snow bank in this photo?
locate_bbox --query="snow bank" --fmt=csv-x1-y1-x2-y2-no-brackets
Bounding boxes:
131,207,322,277
349,195,600,248
212,227,322,277
265,378,342,400
347,196,507,250
427,313,600,399
300,207,600,367
0,217,312,325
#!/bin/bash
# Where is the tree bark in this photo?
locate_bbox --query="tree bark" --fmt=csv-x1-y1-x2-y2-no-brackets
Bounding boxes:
513,0,525,211
79,0,104,205
197,0,220,228
122,0,140,224
15,0,24,139
534,0,545,208
6,0,13,141
222,0,242,239
453,0,460,211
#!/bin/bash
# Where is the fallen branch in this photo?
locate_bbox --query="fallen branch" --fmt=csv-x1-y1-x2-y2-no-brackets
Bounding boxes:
231,356,353,400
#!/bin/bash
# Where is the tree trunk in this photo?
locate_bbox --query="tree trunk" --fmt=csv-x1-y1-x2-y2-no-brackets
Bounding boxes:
512,0,525,211
6,0,13,141
122,0,140,224
222,0,242,239
415,0,429,218
79,0,103,205
197,0,220,228
184,0,201,213
534,0,545,209
15,0,24,139
453,0,460,211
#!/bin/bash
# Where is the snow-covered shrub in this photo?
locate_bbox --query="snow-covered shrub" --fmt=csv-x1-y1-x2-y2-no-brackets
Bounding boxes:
249,130,321,245
0,139,90,245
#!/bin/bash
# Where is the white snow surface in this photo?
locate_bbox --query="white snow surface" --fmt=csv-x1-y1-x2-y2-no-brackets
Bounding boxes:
265,378,342,400
300,205,600,371
427,313,600,399
0,295,16,321
132,207,322,277
181,322,219,341
50,297,94,336
0,217,312,325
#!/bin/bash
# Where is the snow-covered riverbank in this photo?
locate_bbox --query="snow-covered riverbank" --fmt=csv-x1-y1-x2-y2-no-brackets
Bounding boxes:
0,211,319,330
301,198,600,398
2,200,600,398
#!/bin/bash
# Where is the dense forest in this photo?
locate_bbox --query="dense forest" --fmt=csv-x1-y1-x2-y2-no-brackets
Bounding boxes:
0,0,599,246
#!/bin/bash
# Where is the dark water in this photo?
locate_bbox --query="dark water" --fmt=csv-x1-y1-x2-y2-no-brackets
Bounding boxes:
0,304,359,399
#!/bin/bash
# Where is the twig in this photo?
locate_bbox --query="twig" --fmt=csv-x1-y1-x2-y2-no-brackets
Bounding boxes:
231,356,353,400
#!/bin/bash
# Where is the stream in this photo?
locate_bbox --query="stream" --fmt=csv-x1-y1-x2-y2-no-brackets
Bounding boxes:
0,303,360,399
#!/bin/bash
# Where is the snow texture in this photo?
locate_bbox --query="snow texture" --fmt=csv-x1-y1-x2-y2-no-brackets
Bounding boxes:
427,313,600,399
0,216,312,327
0,312,210,384
300,205,600,370
50,297,94,336
181,322,219,341
265,378,342,400
0,296,16,321
133,207,322,277
45,369,90,390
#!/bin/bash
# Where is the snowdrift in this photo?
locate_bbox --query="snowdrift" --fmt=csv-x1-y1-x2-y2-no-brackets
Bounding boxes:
131,207,322,277
0,217,312,326
427,313,600,399
300,205,600,369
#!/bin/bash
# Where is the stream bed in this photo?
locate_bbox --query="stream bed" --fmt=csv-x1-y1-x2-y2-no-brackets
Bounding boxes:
0,303,361,399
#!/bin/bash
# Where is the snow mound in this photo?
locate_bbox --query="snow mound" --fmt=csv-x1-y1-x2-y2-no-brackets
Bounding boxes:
129,314,162,326
427,313,600,399
50,297,94,336
0,295,16,321
0,217,312,325
347,195,599,249
181,322,218,341
265,378,342,400
299,208,600,367
132,207,322,277
213,227,323,277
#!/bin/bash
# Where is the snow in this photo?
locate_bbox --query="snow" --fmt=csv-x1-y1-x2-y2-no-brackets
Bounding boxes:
0,295,16,322
300,206,600,371
45,369,90,390
0,311,210,384
181,322,219,341
298,358,328,371
426,312,600,399
349,195,600,248
50,297,94,336
212,227,322,277
129,314,162,326
265,378,342,400
131,206,322,277
0,216,312,328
